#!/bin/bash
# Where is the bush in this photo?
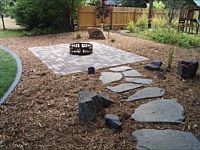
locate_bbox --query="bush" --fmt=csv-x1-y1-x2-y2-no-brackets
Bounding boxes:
136,14,148,31
126,20,136,33
152,16,168,29
147,28,200,48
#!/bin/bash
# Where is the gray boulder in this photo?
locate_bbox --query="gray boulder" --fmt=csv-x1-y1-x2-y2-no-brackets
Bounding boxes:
105,114,121,129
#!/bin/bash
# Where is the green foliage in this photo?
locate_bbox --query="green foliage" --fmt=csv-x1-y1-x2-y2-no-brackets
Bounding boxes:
0,29,28,38
152,16,168,29
126,19,136,33
119,0,148,8
136,14,148,31
0,48,17,98
167,47,174,68
96,0,112,23
12,0,85,33
110,37,115,42
76,33,81,39
147,28,200,48
147,1,165,9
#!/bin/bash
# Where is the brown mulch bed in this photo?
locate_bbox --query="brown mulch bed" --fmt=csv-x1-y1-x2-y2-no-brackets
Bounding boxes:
0,32,200,149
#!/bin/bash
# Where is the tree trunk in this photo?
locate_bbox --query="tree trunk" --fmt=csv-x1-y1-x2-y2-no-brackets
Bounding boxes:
1,15,6,30
148,0,154,29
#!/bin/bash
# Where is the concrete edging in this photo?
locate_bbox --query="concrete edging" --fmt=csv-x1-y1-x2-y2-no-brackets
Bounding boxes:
0,45,22,105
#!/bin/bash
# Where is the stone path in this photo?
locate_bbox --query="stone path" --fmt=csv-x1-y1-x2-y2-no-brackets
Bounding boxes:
29,42,147,75
99,65,200,149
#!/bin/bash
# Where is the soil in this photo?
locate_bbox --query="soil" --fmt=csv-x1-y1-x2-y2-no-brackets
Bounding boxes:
0,32,200,149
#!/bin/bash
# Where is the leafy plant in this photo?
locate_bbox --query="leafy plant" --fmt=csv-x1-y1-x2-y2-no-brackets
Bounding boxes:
110,37,115,42
126,19,136,33
136,14,148,31
76,33,81,39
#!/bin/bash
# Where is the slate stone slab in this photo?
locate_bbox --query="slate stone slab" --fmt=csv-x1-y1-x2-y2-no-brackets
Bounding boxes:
109,66,132,72
78,91,113,121
99,72,122,84
132,99,184,123
107,83,142,93
105,114,121,129
122,70,142,77
126,87,165,102
132,129,200,150
125,78,153,85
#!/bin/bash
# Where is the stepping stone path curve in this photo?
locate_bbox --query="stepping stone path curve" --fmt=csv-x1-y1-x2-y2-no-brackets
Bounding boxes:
98,65,200,149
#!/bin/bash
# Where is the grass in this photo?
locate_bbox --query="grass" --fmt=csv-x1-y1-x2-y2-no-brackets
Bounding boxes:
0,48,17,99
0,29,29,38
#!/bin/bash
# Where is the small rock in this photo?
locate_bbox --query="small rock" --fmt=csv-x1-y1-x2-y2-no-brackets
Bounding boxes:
105,114,121,129
157,72,166,79
88,67,95,74
145,60,162,71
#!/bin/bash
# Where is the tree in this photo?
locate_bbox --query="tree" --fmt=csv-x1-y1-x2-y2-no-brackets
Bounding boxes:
119,0,148,8
96,0,112,29
12,0,85,32
148,0,154,28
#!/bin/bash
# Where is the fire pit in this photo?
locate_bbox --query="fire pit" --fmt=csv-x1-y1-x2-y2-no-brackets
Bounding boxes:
70,43,93,55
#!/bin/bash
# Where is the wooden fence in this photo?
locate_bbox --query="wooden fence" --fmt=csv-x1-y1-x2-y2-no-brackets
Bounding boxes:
78,6,167,31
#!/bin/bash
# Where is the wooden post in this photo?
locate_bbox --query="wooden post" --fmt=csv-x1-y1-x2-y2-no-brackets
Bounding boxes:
148,0,154,29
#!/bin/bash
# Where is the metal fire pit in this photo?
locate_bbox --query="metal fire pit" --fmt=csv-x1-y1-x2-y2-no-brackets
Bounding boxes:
70,43,93,55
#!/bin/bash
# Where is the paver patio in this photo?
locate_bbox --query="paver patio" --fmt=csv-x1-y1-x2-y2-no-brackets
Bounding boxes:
29,41,148,75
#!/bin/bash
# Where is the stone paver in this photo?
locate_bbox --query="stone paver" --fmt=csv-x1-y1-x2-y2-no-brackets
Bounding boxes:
99,72,122,84
125,78,153,85
29,42,147,75
132,99,184,123
132,129,200,150
122,70,142,77
126,87,165,102
107,83,142,93
109,66,132,72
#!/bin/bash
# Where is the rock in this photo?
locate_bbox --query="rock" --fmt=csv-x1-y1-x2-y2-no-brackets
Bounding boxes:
99,72,122,84
132,129,200,150
87,27,106,39
107,83,142,93
132,99,184,123
126,87,165,102
178,60,199,79
88,67,95,74
109,66,132,72
125,78,153,85
122,70,142,77
105,114,121,129
78,91,113,121
145,60,162,71
157,72,166,79
78,91,97,121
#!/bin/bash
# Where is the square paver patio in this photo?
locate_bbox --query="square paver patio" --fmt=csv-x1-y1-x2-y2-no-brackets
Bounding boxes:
29,41,148,75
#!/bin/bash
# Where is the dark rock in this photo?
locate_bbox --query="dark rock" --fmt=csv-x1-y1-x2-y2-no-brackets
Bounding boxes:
78,91,113,121
157,72,166,79
132,99,185,123
132,129,200,150
126,87,165,102
78,91,97,121
145,60,162,71
87,27,106,39
178,60,199,79
107,83,142,93
88,67,95,74
105,114,121,129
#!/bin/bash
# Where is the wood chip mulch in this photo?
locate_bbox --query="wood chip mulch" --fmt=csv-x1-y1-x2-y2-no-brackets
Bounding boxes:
0,32,200,149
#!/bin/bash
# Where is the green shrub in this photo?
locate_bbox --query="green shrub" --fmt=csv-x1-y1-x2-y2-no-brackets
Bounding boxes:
110,37,116,42
147,1,165,9
76,33,81,39
152,16,168,29
136,14,148,31
147,28,200,48
126,19,136,33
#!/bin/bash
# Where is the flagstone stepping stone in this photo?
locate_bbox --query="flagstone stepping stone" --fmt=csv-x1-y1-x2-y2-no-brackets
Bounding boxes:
123,70,142,77
132,129,200,150
105,114,121,129
132,99,184,123
126,87,165,102
109,66,132,72
99,72,122,84
107,83,142,93
125,78,153,85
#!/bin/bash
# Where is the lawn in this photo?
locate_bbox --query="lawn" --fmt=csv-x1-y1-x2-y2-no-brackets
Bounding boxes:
0,48,17,98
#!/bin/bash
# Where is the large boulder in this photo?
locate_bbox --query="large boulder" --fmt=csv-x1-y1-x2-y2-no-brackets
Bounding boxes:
178,60,199,79
78,91,113,121
87,27,106,39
